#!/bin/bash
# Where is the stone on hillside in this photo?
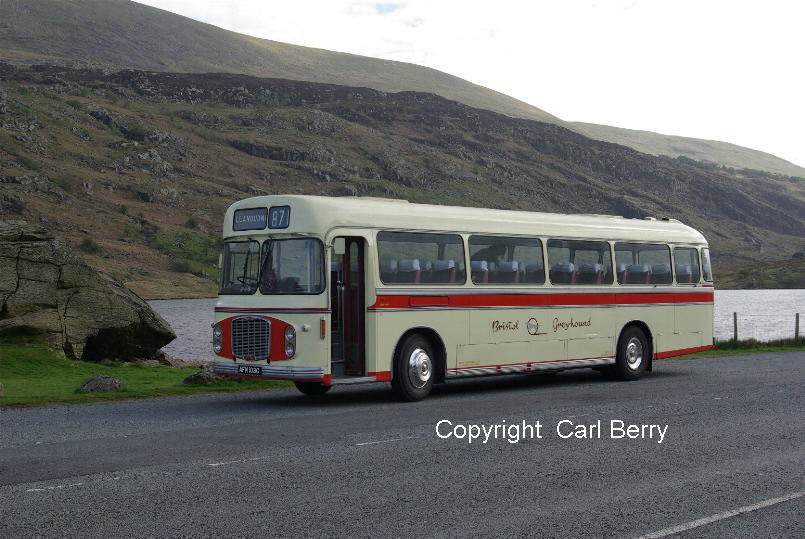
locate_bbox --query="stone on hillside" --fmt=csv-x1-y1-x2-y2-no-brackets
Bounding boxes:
80,374,125,392
0,220,176,362
182,370,223,385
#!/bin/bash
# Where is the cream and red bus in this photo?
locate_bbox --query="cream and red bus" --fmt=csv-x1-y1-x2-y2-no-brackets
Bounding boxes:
212,195,714,401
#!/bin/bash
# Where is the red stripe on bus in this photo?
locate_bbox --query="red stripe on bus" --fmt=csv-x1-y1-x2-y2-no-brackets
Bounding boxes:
409,296,449,307
370,291,713,309
655,345,714,359
369,371,392,382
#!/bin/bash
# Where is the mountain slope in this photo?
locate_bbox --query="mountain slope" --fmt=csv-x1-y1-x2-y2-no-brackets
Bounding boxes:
1,64,802,298
572,122,805,177
0,0,560,125
1,0,802,178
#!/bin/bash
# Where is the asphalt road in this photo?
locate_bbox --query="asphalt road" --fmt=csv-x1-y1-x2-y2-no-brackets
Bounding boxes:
1,352,803,538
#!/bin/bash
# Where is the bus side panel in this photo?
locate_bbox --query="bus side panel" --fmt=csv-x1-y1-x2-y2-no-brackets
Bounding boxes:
370,310,469,375
612,304,673,353
468,307,618,363
654,302,714,355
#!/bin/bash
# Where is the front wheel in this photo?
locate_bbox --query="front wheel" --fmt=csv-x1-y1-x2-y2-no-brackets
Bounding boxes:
612,326,649,381
391,334,435,401
294,381,331,395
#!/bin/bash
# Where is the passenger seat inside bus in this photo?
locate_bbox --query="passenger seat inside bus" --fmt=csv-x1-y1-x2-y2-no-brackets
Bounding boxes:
494,261,520,283
471,260,489,283
431,259,457,283
397,259,421,283
650,263,672,284
522,263,544,283
616,263,627,283
550,262,576,284
577,263,603,284
676,264,694,283
380,259,397,283
624,264,651,284
421,260,433,283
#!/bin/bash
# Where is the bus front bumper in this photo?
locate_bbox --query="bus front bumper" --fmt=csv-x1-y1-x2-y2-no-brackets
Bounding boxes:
213,361,325,382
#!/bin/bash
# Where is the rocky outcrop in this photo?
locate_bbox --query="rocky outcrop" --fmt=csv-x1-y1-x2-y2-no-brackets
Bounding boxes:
80,374,124,392
0,220,175,361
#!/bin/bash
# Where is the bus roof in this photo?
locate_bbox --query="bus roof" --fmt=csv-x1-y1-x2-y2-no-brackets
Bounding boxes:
223,195,708,245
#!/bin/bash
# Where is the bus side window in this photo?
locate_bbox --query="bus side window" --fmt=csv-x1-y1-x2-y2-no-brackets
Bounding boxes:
548,239,611,285
701,248,714,282
377,231,465,285
674,247,701,284
615,243,672,285
470,235,543,285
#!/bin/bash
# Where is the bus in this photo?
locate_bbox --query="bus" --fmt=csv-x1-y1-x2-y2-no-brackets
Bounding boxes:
212,195,714,401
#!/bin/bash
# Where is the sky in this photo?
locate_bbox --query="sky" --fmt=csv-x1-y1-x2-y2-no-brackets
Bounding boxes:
135,0,805,168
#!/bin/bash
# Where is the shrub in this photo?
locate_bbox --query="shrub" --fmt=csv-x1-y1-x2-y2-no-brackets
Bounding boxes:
126,123,147,142
171,260,192,273
185,217,198,229
65,99,83,111
79,238,100,255
18,156,42,171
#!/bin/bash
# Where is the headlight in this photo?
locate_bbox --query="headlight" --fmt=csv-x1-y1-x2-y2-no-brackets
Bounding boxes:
284,325,296,358
212,324,223,354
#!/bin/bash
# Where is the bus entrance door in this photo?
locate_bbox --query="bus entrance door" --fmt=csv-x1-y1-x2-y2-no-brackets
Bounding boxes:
332,237,365,377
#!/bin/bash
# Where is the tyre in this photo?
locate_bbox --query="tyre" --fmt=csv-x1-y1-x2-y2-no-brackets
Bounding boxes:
613,326,649,381
391,334,435,401
294,381,331,395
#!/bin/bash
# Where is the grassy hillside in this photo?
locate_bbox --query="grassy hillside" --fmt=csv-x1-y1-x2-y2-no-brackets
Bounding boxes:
1,64,803,298
0,0,560,125
1,0,803,178
573,123,805,178
715,257,805,289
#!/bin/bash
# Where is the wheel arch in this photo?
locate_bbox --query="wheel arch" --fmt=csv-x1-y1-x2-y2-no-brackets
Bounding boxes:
618,320,654,371
390,327,447,383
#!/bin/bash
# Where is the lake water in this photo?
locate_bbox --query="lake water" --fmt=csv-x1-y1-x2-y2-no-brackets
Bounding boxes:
149,289,804,361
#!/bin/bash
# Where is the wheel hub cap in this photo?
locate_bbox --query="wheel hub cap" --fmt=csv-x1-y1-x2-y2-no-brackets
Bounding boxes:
625,337,643,370
408,348,432,388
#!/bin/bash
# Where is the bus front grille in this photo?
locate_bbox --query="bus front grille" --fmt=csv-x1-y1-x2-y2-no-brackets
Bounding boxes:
232,317,270,360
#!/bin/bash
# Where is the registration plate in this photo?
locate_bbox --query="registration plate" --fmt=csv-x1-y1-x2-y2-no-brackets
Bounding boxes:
237,365,262,376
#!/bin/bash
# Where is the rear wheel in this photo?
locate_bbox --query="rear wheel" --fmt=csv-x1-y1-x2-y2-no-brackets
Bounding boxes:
391,334,435,401
294,381,331,395
613,326,649,381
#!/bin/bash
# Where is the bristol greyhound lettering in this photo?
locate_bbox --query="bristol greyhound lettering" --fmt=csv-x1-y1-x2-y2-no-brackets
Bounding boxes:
492,320,519,332
552,317,592,332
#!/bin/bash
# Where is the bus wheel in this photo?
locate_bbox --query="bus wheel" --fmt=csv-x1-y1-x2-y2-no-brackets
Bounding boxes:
294,381,331,395
613,326,649,381
392,334,435,401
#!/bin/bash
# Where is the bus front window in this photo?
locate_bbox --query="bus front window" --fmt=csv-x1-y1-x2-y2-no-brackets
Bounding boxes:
260,238,325,295
219,241,260,295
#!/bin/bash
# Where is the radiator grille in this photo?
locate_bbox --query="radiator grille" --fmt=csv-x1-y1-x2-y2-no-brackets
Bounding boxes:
232,317,270,360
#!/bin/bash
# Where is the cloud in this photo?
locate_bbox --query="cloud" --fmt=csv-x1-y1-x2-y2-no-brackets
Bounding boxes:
375,3,402,15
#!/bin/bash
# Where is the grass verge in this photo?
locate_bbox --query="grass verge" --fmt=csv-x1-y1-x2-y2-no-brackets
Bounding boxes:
676,337,805,358
0,341,291,408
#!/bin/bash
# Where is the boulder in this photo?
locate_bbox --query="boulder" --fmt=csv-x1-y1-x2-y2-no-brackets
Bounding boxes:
80,374,124,392
182,370,223,385
0,220,176,361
